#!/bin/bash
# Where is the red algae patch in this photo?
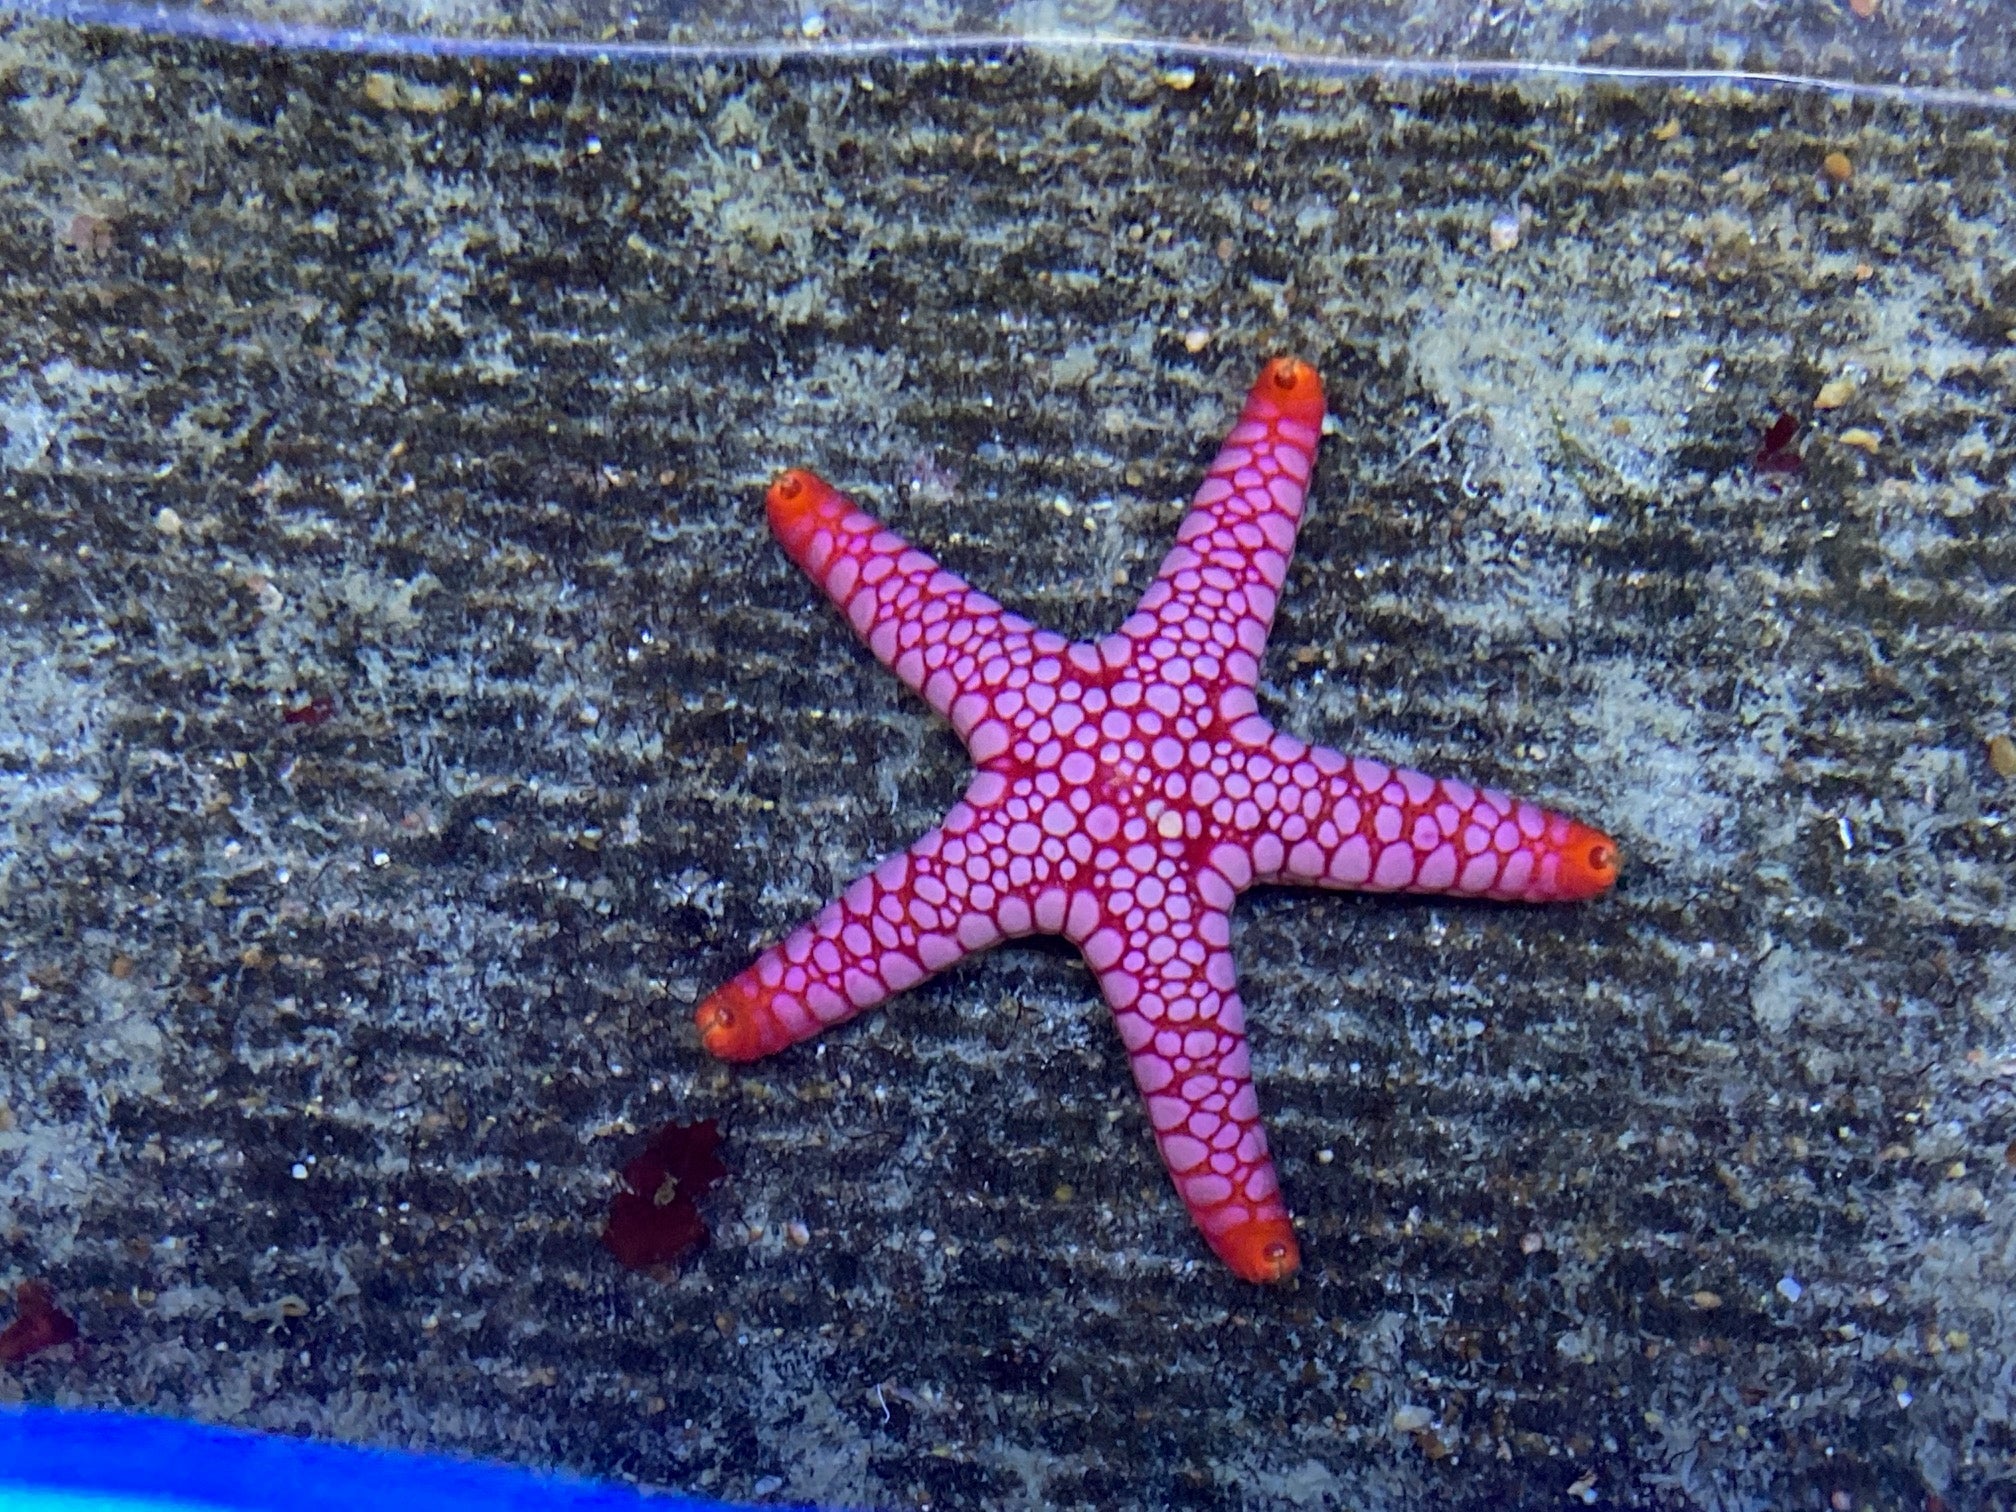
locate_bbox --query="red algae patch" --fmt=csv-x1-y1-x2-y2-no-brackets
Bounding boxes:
601,1119,728,1274
1755,411,1804,475
0,1280,79,1364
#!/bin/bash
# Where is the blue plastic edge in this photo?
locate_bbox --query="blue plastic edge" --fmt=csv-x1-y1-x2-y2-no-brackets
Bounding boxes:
0,1406,773,1512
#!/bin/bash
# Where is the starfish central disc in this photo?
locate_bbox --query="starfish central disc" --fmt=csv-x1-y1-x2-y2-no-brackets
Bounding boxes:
695,357,1619,1284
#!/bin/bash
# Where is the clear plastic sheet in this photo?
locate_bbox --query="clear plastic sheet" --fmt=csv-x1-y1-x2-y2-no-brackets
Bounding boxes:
13,0,2015,109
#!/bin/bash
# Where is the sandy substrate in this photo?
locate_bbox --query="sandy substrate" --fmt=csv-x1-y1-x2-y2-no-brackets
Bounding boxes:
1,20,2012,1508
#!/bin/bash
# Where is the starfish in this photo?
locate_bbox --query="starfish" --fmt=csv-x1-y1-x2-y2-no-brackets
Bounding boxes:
696,358,1618,1283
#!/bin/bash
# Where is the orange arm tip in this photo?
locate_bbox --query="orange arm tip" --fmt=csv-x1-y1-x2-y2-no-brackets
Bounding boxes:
1215,1216,1301,1284
1258,356,1326,426
765,467,842,555
694,974,783,1062
1558,819,1621,901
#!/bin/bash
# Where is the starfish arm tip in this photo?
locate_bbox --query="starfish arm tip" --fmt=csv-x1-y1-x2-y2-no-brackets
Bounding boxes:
695,973,785,1062
766,467,839,554
1556,818,1622,901
1258,355,1326,426
1214,1215,1301,1284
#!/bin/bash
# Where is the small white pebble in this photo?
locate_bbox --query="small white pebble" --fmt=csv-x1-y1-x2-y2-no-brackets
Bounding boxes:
1489,211,1521,251
154,507,183,536
1391,1405,1432,1432
1777,1274,1804,1302
290,1162,309,1180
799,12,824,38
785,1220,811,1247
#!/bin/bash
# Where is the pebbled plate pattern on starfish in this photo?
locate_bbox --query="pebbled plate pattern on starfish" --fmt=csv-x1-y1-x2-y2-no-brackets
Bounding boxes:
696,358,1619,1284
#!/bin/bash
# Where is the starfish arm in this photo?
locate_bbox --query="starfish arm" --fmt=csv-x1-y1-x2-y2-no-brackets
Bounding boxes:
695,782,1046,1061
1082,874,1299,1284
1125,358,1327,691
1205,731,1619,903
764,469,1067,739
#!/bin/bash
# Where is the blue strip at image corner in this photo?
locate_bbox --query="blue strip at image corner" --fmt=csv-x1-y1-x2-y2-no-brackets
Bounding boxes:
0,1406,788,1512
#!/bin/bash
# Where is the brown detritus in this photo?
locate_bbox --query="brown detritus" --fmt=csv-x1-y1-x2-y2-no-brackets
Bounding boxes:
1989,733,2016,779
56,209,113,259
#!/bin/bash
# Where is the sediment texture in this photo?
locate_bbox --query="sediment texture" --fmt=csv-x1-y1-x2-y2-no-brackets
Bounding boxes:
1,21,2012,1508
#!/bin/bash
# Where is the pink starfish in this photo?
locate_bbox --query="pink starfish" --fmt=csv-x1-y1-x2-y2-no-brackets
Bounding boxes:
697,358,1618,1283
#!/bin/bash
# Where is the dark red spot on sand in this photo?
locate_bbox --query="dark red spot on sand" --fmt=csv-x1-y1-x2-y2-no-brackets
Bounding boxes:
283,692,337,727
0,1279,79,1364
1755,411,1803,475
601,1118,727,1273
